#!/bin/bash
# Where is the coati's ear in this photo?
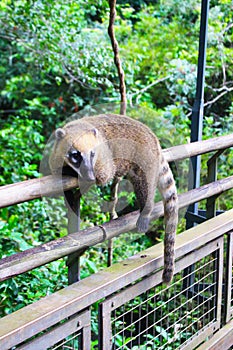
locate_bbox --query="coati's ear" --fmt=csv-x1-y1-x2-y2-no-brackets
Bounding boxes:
91,128,98,137
55,128,66,140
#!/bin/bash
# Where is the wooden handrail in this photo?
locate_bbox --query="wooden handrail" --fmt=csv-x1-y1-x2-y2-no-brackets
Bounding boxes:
1,175,233,281
1,208,233,348
0,133,233,209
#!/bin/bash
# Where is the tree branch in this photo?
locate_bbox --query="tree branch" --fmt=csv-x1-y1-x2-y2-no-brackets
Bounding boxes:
129,75,171,106
63,64,101,90
108,0,127,115
207,83,233,92
205,86,233,107
222,22,233,35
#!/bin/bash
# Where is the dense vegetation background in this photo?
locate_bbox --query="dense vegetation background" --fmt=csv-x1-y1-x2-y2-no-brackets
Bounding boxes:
0,0,232,316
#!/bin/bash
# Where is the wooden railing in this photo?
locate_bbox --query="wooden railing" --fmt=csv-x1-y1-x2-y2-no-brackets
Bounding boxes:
0,133,233,349
1,134,233,280
1,133,233,208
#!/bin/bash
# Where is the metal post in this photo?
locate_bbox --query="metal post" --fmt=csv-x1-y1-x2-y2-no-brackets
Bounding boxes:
184,0,210,292
186,0,210,228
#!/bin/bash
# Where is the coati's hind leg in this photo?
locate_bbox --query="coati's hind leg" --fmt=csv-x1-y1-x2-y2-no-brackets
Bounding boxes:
158,156,178,284
109,177,121,220
108,177,121,267
130,167,158,233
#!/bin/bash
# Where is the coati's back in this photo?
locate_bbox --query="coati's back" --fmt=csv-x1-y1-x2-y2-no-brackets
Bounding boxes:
50,114,162,182
49,113,178,284
65,113,161,152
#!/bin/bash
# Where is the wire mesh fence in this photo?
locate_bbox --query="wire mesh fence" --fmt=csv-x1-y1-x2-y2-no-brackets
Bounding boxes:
49,331,82,350
15,311,91,350
109,258,218,349
2,229,233,350
99,238,222,350
228,232,233,323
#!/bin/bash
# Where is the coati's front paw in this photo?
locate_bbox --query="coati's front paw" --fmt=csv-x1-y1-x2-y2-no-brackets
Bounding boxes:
136,215,150,233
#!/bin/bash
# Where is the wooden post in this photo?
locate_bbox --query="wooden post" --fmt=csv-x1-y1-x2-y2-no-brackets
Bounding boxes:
206,149,225,219
65,189,84,284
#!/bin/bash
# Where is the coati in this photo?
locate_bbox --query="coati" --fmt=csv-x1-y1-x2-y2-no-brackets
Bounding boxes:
49,114,178,283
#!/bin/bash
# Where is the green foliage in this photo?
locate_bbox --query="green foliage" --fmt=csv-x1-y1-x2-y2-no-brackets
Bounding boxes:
0,0,122,132
80,187,110,227
0,117,44,183
119,0,233,132
0,260,67,316
1,0,232,132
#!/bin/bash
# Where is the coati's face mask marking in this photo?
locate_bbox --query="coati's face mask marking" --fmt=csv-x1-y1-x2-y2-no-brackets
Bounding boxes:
67,149,82,168
66,147,96,182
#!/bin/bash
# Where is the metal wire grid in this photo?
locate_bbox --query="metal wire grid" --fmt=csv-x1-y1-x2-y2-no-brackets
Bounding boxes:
230,233,233,317
15,327,83,350
49,331,82,350
14,310,91,350
223,232,233,324
109,252,219,350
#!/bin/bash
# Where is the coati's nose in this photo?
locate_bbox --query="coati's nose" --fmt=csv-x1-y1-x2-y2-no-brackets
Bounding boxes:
79,163,95,182
85,172,95,182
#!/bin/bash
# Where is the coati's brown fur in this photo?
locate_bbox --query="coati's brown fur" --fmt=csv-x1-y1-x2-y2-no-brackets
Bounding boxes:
49,114,178,283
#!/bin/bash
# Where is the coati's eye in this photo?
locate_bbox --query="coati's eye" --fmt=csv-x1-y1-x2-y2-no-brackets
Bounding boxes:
69,150,82,166
90,150,95,158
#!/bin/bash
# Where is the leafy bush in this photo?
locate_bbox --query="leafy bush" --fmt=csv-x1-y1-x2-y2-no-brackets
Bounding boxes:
0,117,44,184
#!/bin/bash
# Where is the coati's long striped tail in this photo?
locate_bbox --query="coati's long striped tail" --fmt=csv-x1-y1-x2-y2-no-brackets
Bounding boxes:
158,155,178,284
